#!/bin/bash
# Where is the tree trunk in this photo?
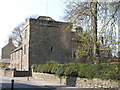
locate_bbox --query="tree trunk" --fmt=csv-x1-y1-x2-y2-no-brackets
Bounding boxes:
93,2,99,57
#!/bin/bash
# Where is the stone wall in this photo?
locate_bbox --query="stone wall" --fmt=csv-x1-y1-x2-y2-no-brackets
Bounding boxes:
1,69,14,77
32,72,120,89
1,69,30,77
22,23,30,71
29,19,72,65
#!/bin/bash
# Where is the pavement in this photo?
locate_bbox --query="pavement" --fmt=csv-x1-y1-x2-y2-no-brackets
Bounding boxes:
1,75,77,89
1,76,118,90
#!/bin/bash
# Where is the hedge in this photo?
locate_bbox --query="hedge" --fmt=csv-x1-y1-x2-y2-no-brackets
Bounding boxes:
33,63,120,80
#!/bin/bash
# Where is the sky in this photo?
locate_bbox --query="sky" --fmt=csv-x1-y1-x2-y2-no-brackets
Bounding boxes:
0,0,66,58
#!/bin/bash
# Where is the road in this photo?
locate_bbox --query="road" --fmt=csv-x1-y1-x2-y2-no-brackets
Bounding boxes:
0,77,54,90
0,77,117,90
0,76,81,90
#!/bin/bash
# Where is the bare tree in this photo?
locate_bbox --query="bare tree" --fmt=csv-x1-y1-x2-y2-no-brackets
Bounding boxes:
9,15,39,47
10,23,23,47
64,1,120,58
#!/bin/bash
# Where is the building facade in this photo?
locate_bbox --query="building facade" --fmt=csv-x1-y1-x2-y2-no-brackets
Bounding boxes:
10,16,72,71
10,16,113,71
2,38,16,59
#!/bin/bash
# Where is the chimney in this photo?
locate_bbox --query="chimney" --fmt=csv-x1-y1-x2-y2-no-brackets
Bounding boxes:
9,38,12,43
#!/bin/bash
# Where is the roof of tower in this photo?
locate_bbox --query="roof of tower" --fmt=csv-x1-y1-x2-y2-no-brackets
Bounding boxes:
37,16,55,21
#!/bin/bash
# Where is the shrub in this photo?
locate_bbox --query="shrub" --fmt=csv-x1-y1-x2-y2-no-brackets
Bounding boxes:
33,63,120,80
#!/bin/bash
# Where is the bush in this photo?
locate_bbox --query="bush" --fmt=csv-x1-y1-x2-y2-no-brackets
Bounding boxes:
33,63,120,80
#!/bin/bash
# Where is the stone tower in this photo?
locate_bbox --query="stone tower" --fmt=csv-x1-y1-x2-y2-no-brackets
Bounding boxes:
11,16,72,71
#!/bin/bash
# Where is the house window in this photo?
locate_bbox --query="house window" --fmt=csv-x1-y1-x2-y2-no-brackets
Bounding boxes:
18,52,19,59
72,50,76,58
11,54,12,60
24,45,26,54
14,53,16,60
24,29,27,39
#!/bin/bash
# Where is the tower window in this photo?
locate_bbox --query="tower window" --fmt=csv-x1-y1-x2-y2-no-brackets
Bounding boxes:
50,46,53,52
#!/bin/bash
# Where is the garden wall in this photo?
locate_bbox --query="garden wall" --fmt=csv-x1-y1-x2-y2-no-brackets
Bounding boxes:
32,72,120,89
1,68,30,77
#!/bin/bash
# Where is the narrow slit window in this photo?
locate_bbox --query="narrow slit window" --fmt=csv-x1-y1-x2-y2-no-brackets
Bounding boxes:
50,46,53,52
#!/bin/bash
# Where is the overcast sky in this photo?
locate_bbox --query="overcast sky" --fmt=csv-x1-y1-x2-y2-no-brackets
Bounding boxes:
0,0,66,58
